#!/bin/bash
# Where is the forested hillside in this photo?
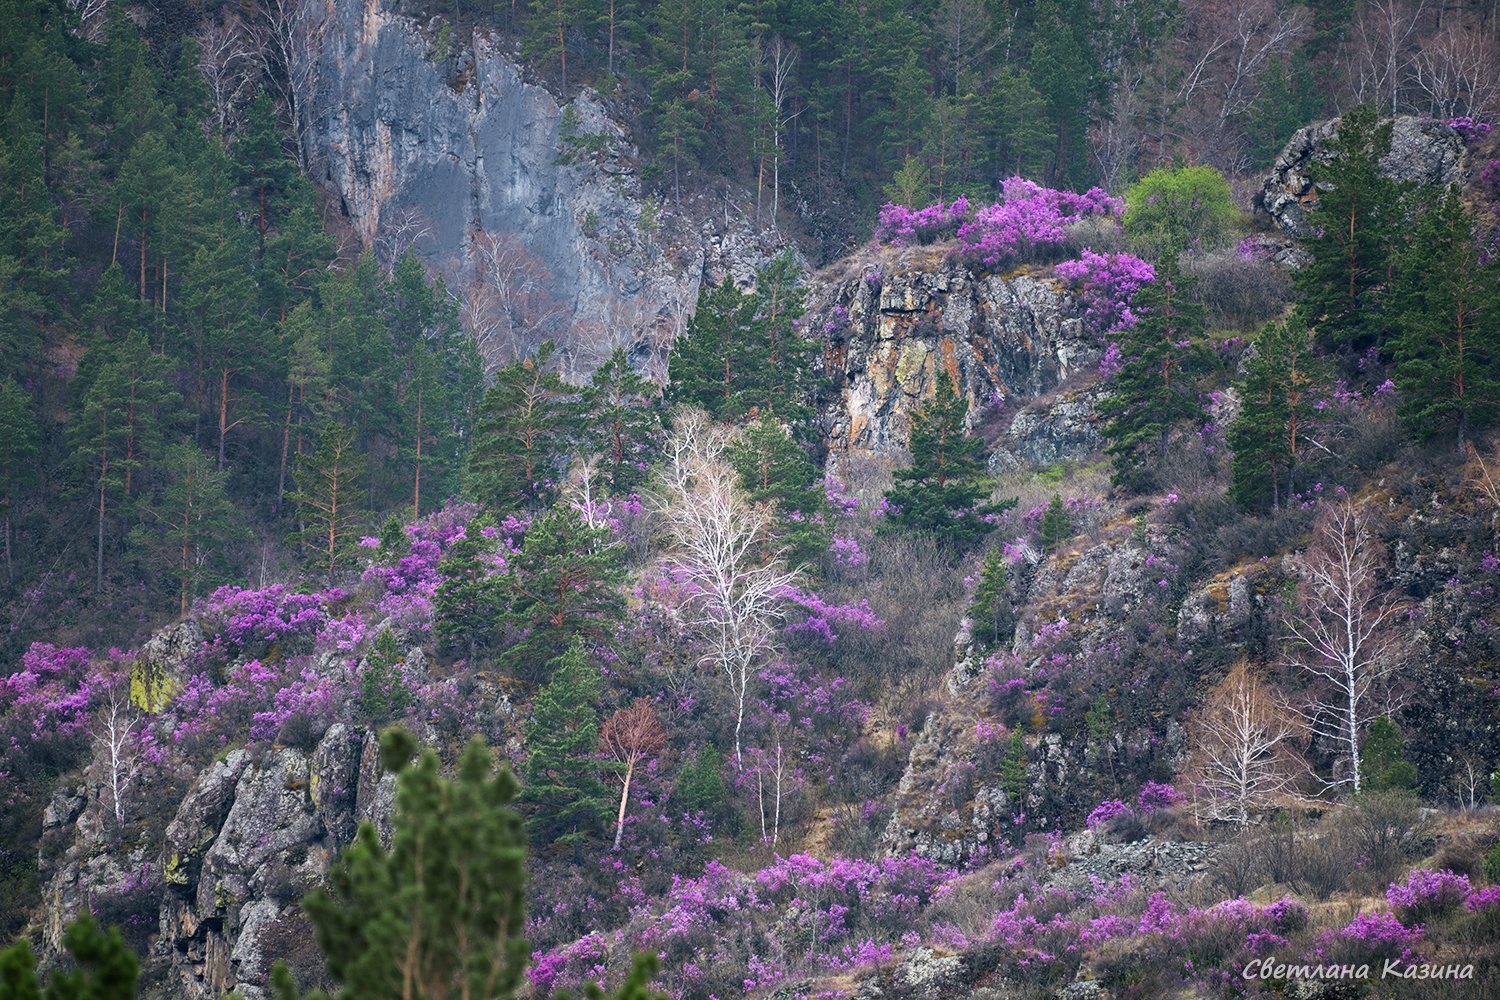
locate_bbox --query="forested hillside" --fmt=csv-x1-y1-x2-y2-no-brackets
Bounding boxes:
4,1,1500,999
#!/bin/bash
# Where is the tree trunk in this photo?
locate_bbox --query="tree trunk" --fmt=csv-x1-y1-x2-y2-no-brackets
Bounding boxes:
613,760,634,850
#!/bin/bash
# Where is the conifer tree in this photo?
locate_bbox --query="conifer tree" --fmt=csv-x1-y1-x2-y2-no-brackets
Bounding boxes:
882,373,1012,548
0,377,39,586
522,642,611,853
130,444,240,616
729,416,829,567
967,544,1012,651
1228,315,1329,510
1293,105,1410,355
469,341,581,513
1388,190,1499,449
289,422,367,580
0,913,138,1000
501,504,625,675
297,728,530,1000
1097,251,1211,491
1360,715,1417,793
585,347,660,493
1038,493,1072,551
434,525,505,665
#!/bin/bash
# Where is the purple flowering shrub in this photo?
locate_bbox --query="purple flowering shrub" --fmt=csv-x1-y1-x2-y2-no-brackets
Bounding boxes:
874,177,1123,270
1054,249,1155,335
0,643,97,807
1314,910,1423,966
1386,868,1471,922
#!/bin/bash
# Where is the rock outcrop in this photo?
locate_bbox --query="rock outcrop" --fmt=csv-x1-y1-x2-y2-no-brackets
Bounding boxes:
808,246,1100,474
298,0,781,372
1257,115,1467,237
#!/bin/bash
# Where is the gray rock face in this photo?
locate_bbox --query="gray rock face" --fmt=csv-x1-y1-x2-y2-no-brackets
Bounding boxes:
809,247,1099,474
298,0,780,373
1257,115,1467,237
155,726,374,1000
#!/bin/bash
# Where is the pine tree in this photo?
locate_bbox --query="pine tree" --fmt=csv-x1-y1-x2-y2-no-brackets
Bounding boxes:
233,93,297,254
585,347,660,493
0,377,39,587
1388,190,1500,449
297,728,530,1000
1360,716,1417,793
522,642,611,853
468,341,581,513
0,913,138,1000
1292,105,1410,355
667,254,815,421
130,445,240,616
1000,730,1027,810
289,422,367,580
1038,493,1072,551
729,417,829,567
433,526,505,665
882,372,1012,548
966,544,1012,651
1097,251,1211,491
501,504,625,676
1228,315,1329,510
676,744,725,818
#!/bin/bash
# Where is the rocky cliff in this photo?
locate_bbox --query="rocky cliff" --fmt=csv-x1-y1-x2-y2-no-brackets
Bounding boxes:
298,0,780,372
807,246,1102,476
1256,114,1468,237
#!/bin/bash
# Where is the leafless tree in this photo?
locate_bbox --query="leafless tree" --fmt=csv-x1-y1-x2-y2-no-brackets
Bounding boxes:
653,410,800,764
66,0,112,42
92,685,139,827
934,0,996,93
766,36,800,231
1411,21,1500,117
599,699,668,849
1184,660,1305,826
244,0,324,169
466,230,569,367
1284,498,1408,794
374,207,434,273
1340,0,1435,115
197,9,262,134
1175,0,1311,170
1452,752,1490,810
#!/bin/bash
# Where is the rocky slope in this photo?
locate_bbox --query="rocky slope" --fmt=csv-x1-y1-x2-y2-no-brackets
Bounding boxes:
298,0,782,372
807,247,1102,478
1255,114,1469,237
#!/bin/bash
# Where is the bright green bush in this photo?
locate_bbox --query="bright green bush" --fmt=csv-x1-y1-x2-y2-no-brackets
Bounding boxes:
1122,165,1240,255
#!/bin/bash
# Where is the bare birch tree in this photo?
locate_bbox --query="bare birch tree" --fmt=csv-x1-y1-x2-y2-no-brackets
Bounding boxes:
92,685,139,827
197,9,262,134
245,0,323,168
1184,659,1305,826
1284,498,1408,793
653,410,799,764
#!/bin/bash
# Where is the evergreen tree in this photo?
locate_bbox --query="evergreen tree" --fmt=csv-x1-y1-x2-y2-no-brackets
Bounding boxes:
1097,252,1211,491
297,728,530,1000
469,341,581,513
0,377,39,586
667,254,815,421
676,743,725,818
129,445,240,616
501,504,625,676
1228,315,1329,510
1038,493,1072,551
0,913,138,1000
289,422,367,580
966,544,1012,651
1292,105,1410,355
1388,190,1500,449
1360,716,1417,793
233,93,297,254
585,347,660,493
433,525,505,665
1000,730,1027,810
882,373,1012,548
522,642,611,853
729,417,829,567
